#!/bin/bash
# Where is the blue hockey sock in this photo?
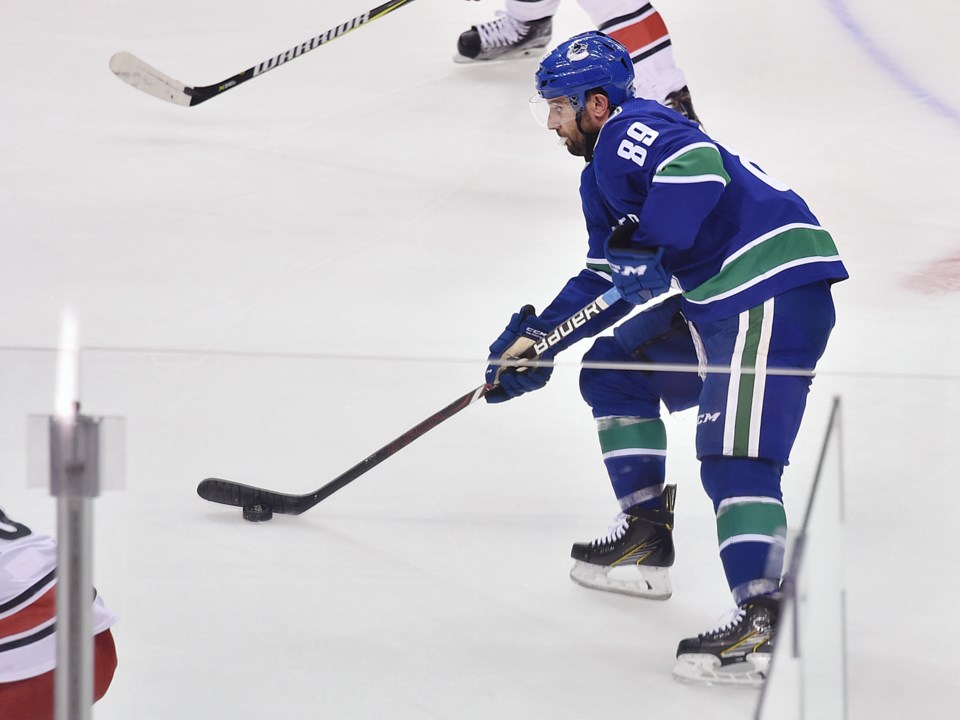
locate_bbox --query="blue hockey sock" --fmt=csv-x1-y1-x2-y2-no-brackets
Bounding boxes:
701,456,786,604
597,416,667,510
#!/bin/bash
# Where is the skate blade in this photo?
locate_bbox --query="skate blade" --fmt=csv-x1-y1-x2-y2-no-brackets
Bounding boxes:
452,45,550,65
569,561,672,600
672,653,769,688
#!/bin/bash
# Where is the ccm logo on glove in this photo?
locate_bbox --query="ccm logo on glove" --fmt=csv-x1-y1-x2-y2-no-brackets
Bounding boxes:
609,260,654,277
604,218,672,304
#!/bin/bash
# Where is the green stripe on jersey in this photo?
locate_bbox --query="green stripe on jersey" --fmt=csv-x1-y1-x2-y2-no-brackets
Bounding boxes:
684,225,840,304
598,417,667,454
655,145,730,183
716,500,786,544
733,305,765,456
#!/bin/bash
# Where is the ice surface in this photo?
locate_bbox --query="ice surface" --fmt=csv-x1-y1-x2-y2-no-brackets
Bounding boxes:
2,1,958,718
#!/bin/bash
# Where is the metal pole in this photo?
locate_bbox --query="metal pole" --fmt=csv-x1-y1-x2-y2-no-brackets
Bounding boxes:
51,411,101,720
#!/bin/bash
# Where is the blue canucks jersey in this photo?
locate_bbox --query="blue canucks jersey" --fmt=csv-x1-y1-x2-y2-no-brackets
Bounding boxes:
536,98,848,345
589,98,848,323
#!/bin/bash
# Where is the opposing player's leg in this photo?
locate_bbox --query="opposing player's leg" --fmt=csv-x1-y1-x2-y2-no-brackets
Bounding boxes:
577,0,699,122
572,295,701,598
455,0,557,63
673,281,838,686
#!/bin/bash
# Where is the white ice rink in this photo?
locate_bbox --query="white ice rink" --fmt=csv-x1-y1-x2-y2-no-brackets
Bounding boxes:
2,1,959,717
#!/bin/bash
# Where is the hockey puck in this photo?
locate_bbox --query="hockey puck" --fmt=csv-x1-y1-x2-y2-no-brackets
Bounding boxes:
242,503,273,522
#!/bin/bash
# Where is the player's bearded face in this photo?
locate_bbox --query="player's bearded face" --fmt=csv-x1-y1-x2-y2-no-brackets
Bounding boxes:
540,97,587,157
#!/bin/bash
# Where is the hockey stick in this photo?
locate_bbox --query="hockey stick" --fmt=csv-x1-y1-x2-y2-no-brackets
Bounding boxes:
109,0,417,107
197,286,623,517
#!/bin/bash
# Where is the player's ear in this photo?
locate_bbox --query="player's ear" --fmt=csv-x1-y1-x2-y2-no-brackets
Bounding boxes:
587,90,611,122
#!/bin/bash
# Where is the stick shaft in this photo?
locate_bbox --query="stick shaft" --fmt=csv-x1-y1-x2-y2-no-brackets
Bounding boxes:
307,384,490,505
189,0,418,105
111,0,418,106
197,385,489,513
196,287,623,514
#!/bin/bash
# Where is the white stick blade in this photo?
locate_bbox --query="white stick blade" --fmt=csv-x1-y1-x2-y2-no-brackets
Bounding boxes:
109,51,192,107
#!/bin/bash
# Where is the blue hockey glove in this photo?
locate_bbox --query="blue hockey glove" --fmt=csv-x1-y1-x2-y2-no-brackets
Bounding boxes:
604,220,672,305
485,305,555,404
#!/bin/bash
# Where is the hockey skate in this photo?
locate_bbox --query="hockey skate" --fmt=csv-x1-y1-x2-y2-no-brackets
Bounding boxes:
672,594,779,688
455,12,553,63
665,85,701,124
569,484,675,600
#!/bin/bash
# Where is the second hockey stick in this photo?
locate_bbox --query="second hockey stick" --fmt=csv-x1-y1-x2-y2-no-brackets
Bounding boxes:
109,0,417,107
197,286,623,518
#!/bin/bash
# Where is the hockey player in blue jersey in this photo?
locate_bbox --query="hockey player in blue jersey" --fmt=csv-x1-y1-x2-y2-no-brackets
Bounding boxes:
483,31,847,686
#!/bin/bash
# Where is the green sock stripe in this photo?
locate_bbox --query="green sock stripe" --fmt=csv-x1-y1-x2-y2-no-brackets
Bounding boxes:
598,418,667,454
716,501,786,544
732,305,764,456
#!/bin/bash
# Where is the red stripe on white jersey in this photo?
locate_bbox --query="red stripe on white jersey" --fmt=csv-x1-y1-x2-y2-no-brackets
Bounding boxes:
0,583,56,638
606,11,670,55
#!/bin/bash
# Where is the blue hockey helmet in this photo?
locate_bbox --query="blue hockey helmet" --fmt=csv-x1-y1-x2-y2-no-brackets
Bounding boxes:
535,31,635,111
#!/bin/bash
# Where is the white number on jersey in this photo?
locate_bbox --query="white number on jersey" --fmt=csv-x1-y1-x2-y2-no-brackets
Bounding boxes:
0,508,32,540
726,146,792,192
617,122,660,167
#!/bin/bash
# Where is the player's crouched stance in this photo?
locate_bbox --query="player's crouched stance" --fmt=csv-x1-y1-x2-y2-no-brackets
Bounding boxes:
483,32,847,686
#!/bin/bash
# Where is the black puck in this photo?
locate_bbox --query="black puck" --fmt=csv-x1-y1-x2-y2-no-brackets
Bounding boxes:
242,503,273,522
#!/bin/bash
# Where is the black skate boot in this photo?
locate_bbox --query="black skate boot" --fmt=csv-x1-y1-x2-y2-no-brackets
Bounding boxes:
672,594,779,687
455,12,553,63
569,484,676,599
665,85,701,124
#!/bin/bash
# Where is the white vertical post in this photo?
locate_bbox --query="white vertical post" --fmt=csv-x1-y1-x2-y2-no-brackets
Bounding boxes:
50,311,99,720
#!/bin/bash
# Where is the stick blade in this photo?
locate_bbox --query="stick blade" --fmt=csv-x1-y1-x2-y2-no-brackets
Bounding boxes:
109,51,193,107
197,478,307,515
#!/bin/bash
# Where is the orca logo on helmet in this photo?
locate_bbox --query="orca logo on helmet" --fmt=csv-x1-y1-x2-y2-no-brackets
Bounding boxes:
566,40,589,62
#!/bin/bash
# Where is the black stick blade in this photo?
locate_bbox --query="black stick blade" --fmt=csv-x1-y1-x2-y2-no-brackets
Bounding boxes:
197,478,307,515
